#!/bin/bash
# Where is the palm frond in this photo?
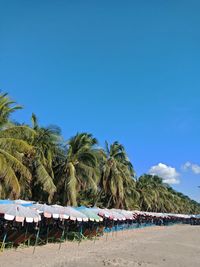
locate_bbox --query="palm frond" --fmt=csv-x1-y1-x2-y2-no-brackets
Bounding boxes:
35,161,56,202
0,148,31,180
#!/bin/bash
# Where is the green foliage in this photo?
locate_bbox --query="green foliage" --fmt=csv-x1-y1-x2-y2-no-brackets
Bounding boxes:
0,91,200,214
136,174,200,214
55,133,99,206
97,141,138,209
0,92,22,127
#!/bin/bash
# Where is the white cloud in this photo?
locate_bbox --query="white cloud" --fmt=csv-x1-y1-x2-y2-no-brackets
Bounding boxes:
182,162,200,174
148,163,180,184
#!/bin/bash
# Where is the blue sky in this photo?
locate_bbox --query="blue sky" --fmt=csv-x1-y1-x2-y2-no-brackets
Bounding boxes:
1,0,200,201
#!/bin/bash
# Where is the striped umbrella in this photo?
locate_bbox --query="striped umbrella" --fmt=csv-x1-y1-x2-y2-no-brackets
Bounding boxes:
13,199,34,207
34,204,89,222
32,204,69,219
0,199,13,205
53,204,89,221
76,206,103,222
61,206,89,222
91,208,115,220
110,210,126,221
0,204,41,223
112,209,134,220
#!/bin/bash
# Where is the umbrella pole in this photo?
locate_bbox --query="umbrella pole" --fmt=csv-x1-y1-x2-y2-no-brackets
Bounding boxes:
106,230,108,241
116,222,118,237
24,224,28,247
112,221,114,238
123,222,126,239
105,221,109,241
0,232,7,252
105,222,108,241
94,224,98,244
33,225,40,254
46,225,49,244
78,223,82,246
59,221,65,250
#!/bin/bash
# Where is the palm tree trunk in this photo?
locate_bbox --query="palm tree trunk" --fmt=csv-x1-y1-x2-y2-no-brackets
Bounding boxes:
67,162,77,206
94,189,103,206
107,195,113,208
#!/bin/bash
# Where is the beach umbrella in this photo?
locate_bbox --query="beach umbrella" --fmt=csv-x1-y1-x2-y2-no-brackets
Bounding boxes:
76,206,103,222
92,208,126,221
192,214,200,219
51,204,71,219
132,210,143,215
0,204,41,223
0,199,34,207
53,204,89,221
61,206,89,222
32,204,69,219
13,199,34,207
33,204,88,221
177,214,191,219
91,207,114,220
112,209,134,220
110,210,126,221
0,199,13,205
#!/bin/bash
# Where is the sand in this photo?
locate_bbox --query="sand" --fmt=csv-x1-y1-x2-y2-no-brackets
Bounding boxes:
0,225,200,267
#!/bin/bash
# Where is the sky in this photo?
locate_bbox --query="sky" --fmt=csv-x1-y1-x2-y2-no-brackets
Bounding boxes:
0,0,200,201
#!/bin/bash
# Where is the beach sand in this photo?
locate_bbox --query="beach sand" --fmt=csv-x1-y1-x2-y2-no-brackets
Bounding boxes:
0,225,200,267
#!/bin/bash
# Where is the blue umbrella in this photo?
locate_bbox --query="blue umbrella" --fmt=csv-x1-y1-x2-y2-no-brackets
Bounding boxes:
13,199,34,207
0,200,13,205
76,206,103,222
0,199,34,207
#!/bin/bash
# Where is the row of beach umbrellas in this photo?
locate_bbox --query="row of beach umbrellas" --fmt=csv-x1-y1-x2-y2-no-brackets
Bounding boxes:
0,199,195,224
134,210,192,219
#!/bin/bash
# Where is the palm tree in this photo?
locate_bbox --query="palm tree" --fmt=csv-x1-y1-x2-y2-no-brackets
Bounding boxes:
135,174,200,214
28,114,63,202
136,175,155,211
98,141,137,209
0,114,62,202
56,133,99,206
0,92,22,128
136,175,172,212
0,93,32,199
0,135,33,199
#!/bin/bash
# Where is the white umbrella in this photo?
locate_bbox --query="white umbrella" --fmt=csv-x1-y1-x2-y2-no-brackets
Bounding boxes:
0,204,41,223
13,199,34,206
76,207,103,222
92,207,114,220
110,209,126,221
33,204,88,221
61,206,89,222
52,205,89,221
112,209,134,220
53,205,89,222
32,204,68,219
